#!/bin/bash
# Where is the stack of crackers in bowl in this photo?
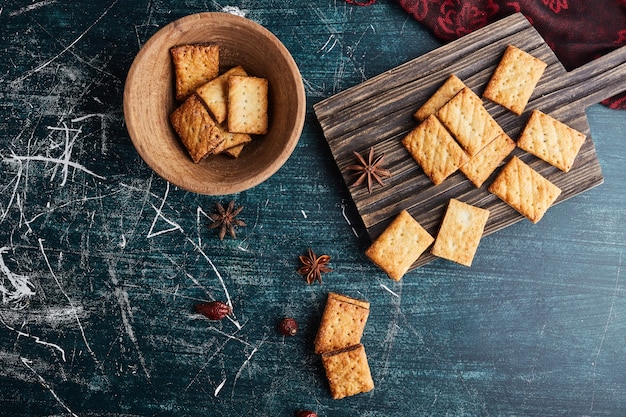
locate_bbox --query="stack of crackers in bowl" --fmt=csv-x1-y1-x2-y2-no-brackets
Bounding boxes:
366,45,588,280
169,44,268,163
313,292,374,400
124,12,306,195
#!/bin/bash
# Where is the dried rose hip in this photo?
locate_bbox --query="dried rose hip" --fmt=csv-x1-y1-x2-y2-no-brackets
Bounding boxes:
295,411,317,417
278,317,299,336
194,301,232,320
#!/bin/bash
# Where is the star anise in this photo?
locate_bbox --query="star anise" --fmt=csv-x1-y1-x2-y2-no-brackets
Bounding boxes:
297,248,332,284
347,146,392,193
208,200,246,240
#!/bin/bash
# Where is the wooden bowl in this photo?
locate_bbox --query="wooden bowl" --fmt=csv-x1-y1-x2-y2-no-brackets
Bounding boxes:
123,12,306,195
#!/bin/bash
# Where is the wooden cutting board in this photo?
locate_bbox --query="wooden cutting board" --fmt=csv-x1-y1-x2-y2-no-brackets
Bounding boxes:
314,13,626,269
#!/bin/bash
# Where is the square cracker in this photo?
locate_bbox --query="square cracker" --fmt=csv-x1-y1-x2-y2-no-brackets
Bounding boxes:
321,344,375,400
196,66,248,124
314,292,370,354
170,44,219,102
483,45,547,115
365,210,434,281
228,75,269,135
431,198,490,267
460,132,516,188
402,115,469,185
488,156,562,223
436,87,505,156
169,95,224,163
516,110,586,172
413,74,467,122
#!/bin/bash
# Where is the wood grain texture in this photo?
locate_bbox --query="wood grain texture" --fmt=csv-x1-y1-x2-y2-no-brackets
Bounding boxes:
315,13,625,268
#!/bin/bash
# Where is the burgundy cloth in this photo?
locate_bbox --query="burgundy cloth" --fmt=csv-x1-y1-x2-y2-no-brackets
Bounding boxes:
394,0,626,109
347,0,626,109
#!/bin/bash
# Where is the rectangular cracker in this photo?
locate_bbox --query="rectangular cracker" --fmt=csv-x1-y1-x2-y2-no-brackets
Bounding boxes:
516,110,586,172
488,156,562,223
228,75,269,135
460,132,515,188
327,292,370,310
321,344,374,400
365,210,434,280
483,45,547,115
196,66,248,124
169,94,224,163
413,74,467,122
170,44,219,102
436,87,505,156
402,115,469,185
314,292,370,354
431,198,490,267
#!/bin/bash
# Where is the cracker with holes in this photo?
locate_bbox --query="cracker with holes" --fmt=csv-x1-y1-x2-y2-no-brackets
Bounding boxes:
365,210,434,281
321,344,375,400
483,45,547,115
488,156,562,223
460,132,516,188
228,75,269,135
169,95,224,163
170,44,220,102
196,66,248,124
517,110,586,172
431,199,490,267
402,115,469,185
413,74,467,122
436,87,505,156
314,292,370,354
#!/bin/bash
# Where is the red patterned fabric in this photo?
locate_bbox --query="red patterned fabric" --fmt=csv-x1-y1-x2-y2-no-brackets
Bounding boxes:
345,0,626,109
393,0,626,109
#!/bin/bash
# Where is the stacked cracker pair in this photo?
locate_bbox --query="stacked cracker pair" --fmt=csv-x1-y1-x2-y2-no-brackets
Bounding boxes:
367,45,587,280
168,44,269,163
313,292,374,400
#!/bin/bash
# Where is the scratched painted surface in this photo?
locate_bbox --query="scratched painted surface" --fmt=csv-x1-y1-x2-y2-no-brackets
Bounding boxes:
0,1,625,416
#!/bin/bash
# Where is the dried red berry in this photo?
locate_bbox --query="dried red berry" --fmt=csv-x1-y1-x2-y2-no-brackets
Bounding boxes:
194,301,232,320
278,317,299,336
295,410,317,417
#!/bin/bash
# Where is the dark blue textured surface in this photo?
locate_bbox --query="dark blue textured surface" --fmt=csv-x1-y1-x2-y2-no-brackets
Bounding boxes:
0,2,625,416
